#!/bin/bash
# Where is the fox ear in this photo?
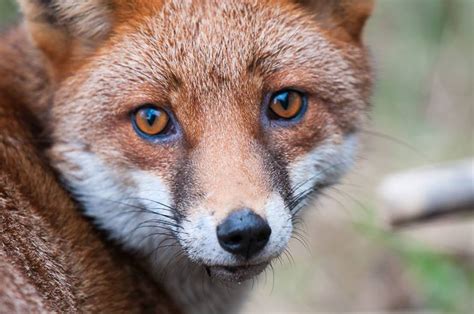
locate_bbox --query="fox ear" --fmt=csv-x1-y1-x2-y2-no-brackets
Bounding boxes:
17,0,113,74
295,0,374,42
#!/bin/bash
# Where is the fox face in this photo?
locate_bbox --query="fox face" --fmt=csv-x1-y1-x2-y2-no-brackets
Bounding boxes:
20,0,373,284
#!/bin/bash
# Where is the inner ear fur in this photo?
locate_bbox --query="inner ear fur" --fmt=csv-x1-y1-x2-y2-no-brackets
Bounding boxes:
295,0,374,42
17,0,165,78
17,0,113,76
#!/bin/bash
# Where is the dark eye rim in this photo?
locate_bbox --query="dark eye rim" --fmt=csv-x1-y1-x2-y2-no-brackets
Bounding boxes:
265,89,308,125
130,104,179,142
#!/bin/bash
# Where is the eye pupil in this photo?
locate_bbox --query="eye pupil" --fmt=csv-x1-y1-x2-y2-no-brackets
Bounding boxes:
276,92,290,110
146,109,157,126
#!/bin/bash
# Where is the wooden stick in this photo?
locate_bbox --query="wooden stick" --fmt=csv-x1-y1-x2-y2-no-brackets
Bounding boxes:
378,159,474,228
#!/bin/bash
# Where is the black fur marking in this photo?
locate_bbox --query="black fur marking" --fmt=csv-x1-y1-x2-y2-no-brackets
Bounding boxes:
264,148,293,208
171,154,203,223
33,0,59,25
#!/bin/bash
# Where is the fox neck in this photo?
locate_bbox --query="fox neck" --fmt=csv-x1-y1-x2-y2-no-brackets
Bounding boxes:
0,27,52,122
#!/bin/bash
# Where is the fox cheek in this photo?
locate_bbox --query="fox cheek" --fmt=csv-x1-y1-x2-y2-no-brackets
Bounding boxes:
287,134,359,212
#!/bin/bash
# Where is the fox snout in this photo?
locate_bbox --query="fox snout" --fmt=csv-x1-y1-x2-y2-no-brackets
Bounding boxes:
216,209,272,259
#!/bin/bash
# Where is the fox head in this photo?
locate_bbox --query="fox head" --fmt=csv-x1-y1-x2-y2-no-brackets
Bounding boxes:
19,0,373,283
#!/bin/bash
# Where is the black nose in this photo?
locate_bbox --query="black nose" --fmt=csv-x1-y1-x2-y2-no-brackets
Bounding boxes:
216,209,271,259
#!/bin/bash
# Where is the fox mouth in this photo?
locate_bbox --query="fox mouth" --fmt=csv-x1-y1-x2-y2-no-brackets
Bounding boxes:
205,262,268,282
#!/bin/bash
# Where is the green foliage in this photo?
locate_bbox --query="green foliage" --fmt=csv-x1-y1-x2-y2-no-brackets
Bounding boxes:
0,0,17,27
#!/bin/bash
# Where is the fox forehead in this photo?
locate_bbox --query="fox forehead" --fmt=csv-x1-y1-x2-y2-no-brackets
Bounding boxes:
104,0,360,96
67,0,367,135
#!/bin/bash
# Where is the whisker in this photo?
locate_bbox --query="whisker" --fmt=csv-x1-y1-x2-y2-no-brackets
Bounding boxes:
360,128,431,161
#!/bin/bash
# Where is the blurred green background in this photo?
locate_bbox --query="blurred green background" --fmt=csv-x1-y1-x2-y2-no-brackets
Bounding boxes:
1,0,472,313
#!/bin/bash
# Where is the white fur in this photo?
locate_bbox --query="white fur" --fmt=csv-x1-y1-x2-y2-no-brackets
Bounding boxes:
261,193,292,259
177,192,291,266
52,144,174,247
288,134,359,214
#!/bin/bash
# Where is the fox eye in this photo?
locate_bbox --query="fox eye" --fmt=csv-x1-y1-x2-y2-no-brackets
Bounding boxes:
268,90,307,121
132,106,170,137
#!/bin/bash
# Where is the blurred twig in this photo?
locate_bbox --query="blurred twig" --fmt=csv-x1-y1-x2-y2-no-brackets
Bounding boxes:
378,159,474,228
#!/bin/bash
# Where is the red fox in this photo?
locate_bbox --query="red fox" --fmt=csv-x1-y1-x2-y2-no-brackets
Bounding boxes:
1,0,373,313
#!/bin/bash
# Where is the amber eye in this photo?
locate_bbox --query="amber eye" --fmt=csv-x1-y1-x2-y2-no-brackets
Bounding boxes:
133,106,170,136
268,90,306,120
